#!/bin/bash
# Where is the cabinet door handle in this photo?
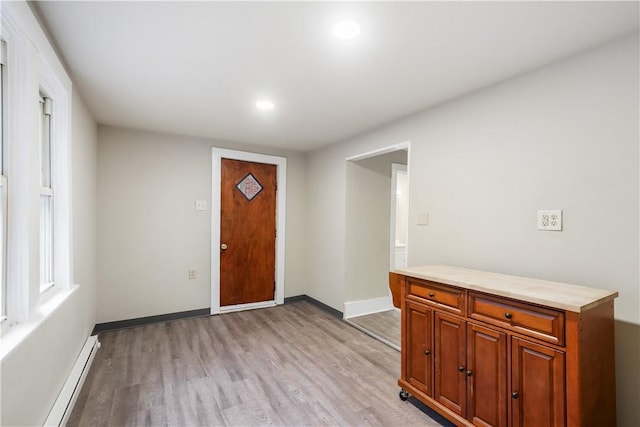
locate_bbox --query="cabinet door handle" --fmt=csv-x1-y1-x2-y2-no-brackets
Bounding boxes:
512,392,519,399
428,292,435,297
466,370,472,377
505,312,513,319
424,350,430,355
458,366,465,372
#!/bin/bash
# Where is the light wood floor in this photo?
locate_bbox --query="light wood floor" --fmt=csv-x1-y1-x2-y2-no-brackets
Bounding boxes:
347,309,401,350
69,301,450,426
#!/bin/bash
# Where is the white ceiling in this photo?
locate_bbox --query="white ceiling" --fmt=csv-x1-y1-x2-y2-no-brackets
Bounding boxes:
35,1,639,152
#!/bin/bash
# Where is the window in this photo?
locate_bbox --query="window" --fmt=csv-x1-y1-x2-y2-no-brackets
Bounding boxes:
0,40,6,320
0,3,73,348
40,95,53,292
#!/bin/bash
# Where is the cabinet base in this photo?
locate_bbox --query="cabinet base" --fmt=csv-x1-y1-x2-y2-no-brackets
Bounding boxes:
398,379,472,427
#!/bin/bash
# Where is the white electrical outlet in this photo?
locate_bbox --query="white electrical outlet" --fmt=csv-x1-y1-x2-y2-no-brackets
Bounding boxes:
188,268,198,279
537,210,562,231
195,200,207,211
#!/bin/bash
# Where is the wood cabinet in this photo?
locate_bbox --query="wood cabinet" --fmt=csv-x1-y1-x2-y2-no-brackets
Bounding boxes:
405,300,433,396
467,323,507,427
391,265,617,427
511,337,565,427
434,311,466,417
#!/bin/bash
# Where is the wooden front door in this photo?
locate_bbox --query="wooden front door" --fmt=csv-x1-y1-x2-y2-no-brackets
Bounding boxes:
220,158,277,306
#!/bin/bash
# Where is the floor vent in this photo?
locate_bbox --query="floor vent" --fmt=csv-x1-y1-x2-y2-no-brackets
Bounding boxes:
44,335,100,427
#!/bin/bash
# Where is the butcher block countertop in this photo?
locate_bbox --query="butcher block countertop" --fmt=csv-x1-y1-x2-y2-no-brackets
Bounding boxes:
393,265,617,312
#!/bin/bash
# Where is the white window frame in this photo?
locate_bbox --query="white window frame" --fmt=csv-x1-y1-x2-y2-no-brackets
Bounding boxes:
0,2,74,355
39,95,54,293
0,39,7,322
37,47,72,302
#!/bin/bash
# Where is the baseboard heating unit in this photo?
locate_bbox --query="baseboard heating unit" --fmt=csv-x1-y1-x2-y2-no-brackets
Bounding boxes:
44,335,100,427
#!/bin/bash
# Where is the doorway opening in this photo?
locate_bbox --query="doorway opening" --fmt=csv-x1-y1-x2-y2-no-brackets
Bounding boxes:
391,163,409,270
343,142,410,350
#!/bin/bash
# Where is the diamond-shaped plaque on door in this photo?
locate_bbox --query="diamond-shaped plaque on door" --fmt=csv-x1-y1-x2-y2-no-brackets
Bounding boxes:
236,173,263,201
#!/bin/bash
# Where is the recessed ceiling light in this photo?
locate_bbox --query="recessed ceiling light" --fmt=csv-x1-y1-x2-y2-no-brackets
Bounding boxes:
256,100,275,111
333,20,360,39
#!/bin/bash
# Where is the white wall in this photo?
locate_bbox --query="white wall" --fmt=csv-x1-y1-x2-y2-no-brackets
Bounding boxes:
96,126,307,323
307,34,639,425
0,87,98,426
72,89,98,335
410,35,638,323
307,147,347,309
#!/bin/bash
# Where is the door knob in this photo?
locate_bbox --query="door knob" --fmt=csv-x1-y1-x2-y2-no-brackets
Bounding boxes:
220,243,228,251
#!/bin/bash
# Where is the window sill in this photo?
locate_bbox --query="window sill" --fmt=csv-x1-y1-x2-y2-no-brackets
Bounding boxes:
40,281,55,294
0,284,78,362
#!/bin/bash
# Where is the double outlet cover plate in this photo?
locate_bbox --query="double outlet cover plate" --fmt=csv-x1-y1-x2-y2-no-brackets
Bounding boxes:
537,210,563,231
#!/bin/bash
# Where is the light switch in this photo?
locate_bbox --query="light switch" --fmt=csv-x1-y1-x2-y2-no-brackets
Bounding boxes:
195,200,207,211
188,268,198,279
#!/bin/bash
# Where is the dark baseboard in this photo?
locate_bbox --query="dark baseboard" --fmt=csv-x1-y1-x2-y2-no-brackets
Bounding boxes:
92,308,210,335
285,294,343,319
283,295,307,304
92,295,343,335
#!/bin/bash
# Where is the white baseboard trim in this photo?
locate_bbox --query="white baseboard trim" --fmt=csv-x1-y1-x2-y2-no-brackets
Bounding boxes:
343,296,393,319
44,335,100,427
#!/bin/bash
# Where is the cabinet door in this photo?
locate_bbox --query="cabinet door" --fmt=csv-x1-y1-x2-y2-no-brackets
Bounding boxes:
434,312,466,417
405,300,433,396
467,323,507,427
511,337,565,427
